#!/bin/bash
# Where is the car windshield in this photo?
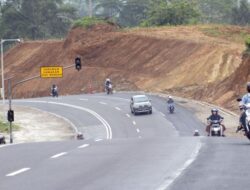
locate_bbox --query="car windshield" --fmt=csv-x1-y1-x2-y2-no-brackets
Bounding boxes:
134,96,148,103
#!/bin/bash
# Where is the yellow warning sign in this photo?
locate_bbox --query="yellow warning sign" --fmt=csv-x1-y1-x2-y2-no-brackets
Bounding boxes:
40,67,63,78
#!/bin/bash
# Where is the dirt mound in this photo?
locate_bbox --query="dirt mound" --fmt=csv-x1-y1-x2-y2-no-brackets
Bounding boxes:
2,24,250,112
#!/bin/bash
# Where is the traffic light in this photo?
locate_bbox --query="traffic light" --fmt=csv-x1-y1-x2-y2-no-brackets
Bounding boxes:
7,110,14,122
75,57,81,71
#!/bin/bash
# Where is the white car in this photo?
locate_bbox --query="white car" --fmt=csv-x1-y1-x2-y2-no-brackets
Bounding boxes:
130,95,152,115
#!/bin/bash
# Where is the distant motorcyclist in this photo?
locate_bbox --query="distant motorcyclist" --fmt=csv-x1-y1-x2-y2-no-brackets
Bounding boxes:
167,96,175,113
237,82,250,132
167,96,174,104
51,84,58,97
105,78,113,94
206,108,226,136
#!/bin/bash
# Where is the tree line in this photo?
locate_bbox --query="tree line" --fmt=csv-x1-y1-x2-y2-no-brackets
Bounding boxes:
1,0,250,40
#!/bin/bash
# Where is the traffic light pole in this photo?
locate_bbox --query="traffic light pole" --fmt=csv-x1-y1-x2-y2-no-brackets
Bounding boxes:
4,63,77,144
8,78,13,143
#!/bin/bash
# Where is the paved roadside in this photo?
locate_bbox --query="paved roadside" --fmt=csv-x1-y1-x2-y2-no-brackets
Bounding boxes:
156,93,241,137
0,105,75,143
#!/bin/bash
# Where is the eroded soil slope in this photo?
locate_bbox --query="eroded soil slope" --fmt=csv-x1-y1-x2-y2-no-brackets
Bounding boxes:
2,24,249,111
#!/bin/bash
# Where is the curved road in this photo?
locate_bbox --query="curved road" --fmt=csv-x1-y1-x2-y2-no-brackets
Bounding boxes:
0,93,249,190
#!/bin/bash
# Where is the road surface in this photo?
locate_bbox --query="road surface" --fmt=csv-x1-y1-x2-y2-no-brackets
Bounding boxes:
0,93,249,190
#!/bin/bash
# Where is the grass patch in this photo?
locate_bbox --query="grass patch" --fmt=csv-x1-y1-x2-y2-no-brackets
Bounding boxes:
0,119,20,133
73,17,106,29
200,25,250,44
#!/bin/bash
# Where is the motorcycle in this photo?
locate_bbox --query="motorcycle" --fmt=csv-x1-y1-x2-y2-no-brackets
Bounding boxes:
168,103,175,114
208,119,223,137
51,88,58,97
106,83,113,95
236,98,250,140
0,134,6,144
238,103,250,139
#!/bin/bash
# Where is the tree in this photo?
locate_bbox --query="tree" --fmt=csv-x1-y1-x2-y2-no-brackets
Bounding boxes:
94,0,123,19
197,0,237,23
0,0,76,39
142,0,199,26
231,0,250,26
118,0,150,27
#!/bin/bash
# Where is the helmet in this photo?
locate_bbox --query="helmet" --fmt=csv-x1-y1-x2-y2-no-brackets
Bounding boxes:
106,78,110,82
168,96,172,99
211,108,218,113
247,82,250,93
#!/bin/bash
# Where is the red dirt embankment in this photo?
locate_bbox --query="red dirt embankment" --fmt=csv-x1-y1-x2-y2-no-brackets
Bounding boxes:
2,23,250,111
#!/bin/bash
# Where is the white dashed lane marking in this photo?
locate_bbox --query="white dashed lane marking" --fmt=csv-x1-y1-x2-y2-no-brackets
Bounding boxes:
80,99,88,101
115,107,121,111
99,102,107,105
136,128,140,133
95,139,103,142
6,168,31,177
126,114,131,118
133,121,136,125
78,144,90,149
50,152,68,159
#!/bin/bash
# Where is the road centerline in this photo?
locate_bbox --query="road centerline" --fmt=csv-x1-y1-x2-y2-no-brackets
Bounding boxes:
115,107,121,111
6,168,31,177
50,152,68,159
99,102,107,105
78,144,90,149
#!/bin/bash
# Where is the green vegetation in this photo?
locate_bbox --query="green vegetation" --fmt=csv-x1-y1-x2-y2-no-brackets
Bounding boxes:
2,0,250,40
0,0,77,40
245,37,250,52
0,119,19,133
200,25,250,44
73,17,105,28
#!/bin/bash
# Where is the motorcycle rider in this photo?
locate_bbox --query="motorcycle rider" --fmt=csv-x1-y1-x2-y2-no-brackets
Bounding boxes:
237,82,250,132
51,84,58,97
167,96,174,104
167,96,175,112
105,78,112,93
206,108,226,136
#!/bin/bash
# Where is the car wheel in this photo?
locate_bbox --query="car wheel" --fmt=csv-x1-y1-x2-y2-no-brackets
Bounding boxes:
149,110,152,114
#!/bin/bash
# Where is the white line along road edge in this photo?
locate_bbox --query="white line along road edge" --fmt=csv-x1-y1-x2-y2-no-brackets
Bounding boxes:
6,168,31,177
19,101,112,139
156,141,202,190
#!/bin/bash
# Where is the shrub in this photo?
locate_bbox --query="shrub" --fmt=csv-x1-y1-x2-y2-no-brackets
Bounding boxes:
72,17,105,29
245,36,250,51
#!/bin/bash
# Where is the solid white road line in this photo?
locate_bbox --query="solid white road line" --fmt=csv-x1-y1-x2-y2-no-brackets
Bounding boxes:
78,144,90,149
126,114,131,118
157,142,202,190
99,102,107,105
133,121,136,125
115,107,121,111
50,152,68,159
136,128,140,133
20,101,113,139
6,168,30,177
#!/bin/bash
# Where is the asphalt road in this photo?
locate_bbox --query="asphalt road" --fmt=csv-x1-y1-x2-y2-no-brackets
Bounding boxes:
0,93,249,190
